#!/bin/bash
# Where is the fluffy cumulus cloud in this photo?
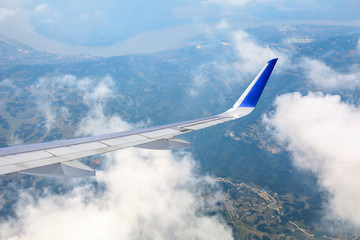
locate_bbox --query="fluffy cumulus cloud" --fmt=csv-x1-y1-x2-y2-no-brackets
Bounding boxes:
0,74,232,239
189,29,287,97
188,60,234,97
0,150,231,240
0,8,16,20
34,74,133,132
303,58,360,90
0,0,22,21
71,75,140,136
231,30,288,73
264,92,360,227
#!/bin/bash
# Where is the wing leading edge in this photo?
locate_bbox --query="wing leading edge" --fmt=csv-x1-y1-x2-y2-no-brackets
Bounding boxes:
0,58,278,177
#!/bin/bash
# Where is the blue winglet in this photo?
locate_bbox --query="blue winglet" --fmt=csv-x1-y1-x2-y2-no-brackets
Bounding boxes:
239,58,278,107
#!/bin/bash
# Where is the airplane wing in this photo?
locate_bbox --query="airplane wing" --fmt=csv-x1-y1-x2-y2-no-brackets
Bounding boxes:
0,58,278,177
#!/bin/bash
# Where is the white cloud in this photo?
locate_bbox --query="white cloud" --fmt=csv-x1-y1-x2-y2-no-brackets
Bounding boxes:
37,101,56,130
189,29,287,97
74,98,138,137
0,78,18,89
264,92,360,227
216,19,230,29
231,30,288,73
0,0,22,8
72,75,150,137
82,76,113,105
0,8,16,20
34,4,49,13
34,76,67,130
188,63,212,97
204,0,250,6
0,150,232,240
0,74,233,239
303,58,360,90
34,74,123,132
0,0,22,20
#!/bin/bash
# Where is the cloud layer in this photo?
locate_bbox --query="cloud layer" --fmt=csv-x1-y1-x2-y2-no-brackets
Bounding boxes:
231,30,288,73
204,0,251,6
303,58,360,91
0,150,231,240
264,92,360,227
0,74,232,240
189,29,286,97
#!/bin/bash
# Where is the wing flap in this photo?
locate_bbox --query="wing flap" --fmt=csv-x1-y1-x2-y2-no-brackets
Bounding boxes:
99,135,147,146
46,146,85,156
139,128,180,139
0,151,53,166
0,137,154,175
181,123,214,131
19,160,95,177
70,142,109,150
6,151,54,162
135,138,191,150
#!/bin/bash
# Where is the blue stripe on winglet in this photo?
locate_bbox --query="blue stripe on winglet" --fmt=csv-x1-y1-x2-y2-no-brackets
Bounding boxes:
239,58,278,107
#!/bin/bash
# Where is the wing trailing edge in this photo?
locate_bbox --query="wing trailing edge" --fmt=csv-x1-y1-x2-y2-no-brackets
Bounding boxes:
19,160,95,177
0,59,278,177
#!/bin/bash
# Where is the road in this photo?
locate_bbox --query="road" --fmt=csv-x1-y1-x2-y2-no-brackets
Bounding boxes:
217,178,279,213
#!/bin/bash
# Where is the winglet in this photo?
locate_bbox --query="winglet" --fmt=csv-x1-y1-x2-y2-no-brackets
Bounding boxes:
222,58,277,118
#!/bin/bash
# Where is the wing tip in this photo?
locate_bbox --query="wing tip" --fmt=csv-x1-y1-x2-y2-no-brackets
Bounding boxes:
238,58,278,108
268,58,278,64
222,58,278,118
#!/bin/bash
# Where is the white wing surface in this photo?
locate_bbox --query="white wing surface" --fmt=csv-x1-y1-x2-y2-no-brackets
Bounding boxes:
0,58,278,177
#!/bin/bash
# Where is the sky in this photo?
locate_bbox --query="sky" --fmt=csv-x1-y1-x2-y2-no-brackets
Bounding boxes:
0,0,360,55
